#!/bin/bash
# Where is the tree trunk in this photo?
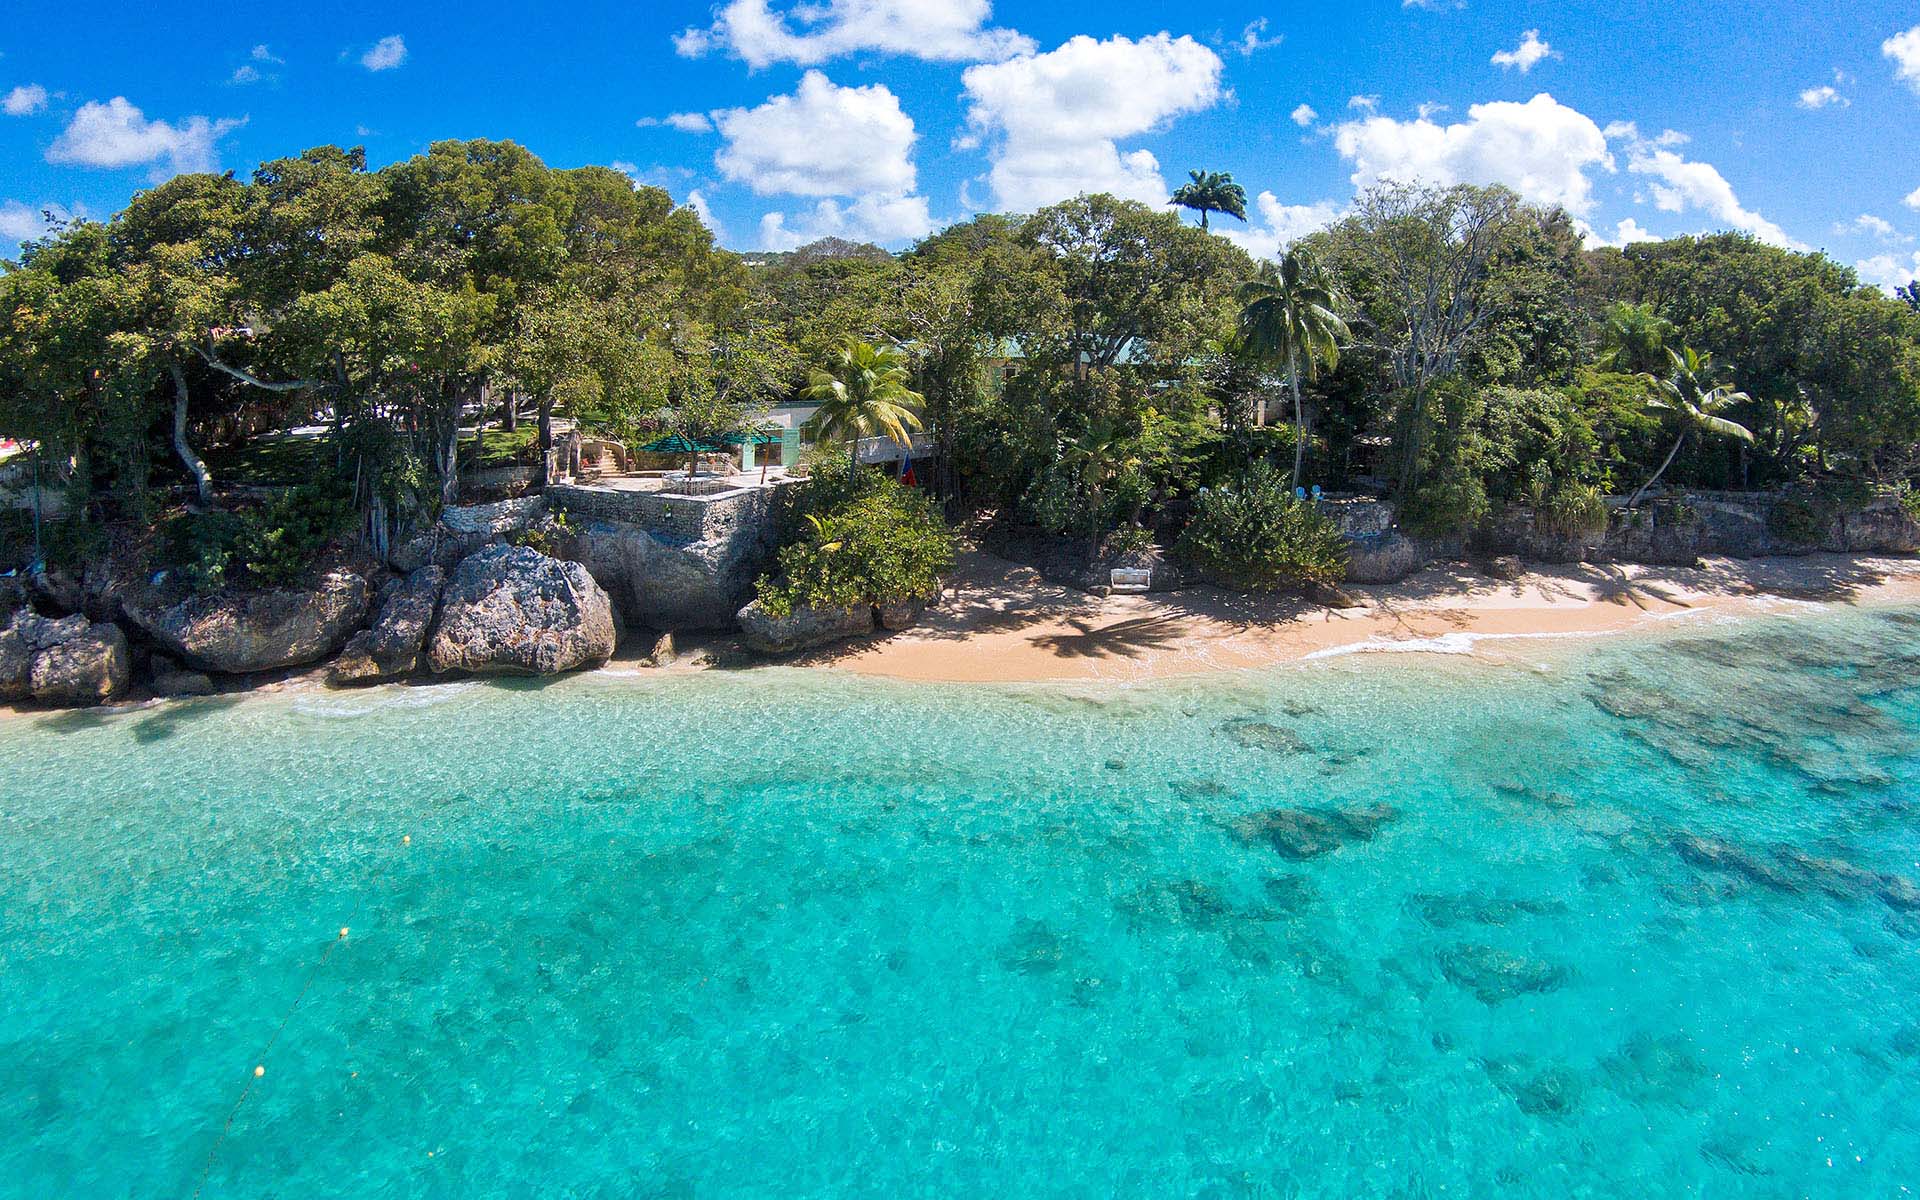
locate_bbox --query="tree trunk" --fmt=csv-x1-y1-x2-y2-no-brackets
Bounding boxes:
1200,209,1209,231
167,362,214,507
1289,350,1306,491
502,387,518,433
1629,430,1688,509
536,396,555,488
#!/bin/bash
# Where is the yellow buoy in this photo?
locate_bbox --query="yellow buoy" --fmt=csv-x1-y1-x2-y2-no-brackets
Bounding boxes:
339,927,350,939
253,1065,265,1078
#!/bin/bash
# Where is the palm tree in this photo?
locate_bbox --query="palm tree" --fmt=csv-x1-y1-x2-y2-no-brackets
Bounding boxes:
1057,415,1139,547
1237,252,1349,489
1170,170,1249,232
1628,346,1753,508
1599,301,1673,375
800,336,926,467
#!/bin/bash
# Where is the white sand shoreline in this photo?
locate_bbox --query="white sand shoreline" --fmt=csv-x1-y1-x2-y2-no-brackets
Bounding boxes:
6,550,1916,720
786,549,1920,684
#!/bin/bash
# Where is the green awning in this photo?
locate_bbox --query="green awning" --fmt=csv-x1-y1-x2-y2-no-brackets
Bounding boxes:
722,424,785,447
639,433,723,454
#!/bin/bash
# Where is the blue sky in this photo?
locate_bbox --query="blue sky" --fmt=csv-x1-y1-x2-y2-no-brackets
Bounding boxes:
4,0,1919,288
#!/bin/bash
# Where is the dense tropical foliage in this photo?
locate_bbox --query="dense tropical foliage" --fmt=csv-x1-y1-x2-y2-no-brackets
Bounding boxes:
3,136,1919,596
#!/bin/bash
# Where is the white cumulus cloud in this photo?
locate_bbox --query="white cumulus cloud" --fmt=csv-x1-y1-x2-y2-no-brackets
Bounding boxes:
3,84,48,116
1838,213,1900,240
684,189,722,238
959,33,1225,210
361,35,408,72
46,97,243,175
1236,18,1282,56
1290,103,1317,127
1332,93,1613,215
0,200,72,243
1491,30,1556,73
1624,145,1803,250
715,71,918,197
760,192,934,249
1855,250,1920,294
1885,25,1920,93
639,112,714,133
1607,217,1660,246
677,0,1033,68
1905,185,1920,210
1219,192,1344,260
1797,84,1847,109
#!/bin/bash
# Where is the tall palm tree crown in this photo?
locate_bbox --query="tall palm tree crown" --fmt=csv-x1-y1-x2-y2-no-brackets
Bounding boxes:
800,336,926,461
1237,252,1350,488
1170,170,1249,231
1628,346,1753,507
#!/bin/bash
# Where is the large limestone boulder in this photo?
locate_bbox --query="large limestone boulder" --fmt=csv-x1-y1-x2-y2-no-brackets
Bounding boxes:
329,565,446,686
736,598,874,655
1,610,130,706
122,569,371,675
562,519,774,632
29,623,131,706
1342,530,1432,584
1,612,88,700
389,497,549,573
426,545,615,676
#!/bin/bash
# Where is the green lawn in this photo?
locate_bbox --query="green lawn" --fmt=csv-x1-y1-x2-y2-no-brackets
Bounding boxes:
206,425,540,486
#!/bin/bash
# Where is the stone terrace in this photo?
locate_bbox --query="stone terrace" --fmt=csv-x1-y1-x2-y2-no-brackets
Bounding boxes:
547,473,800,543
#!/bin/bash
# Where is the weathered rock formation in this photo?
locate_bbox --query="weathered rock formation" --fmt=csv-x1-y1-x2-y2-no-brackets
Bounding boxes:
0,610,130,706
122,569,371,675
735,598,874,655
389,496,551,573
329,565,446,686
563,520,774,632
426,546,615,676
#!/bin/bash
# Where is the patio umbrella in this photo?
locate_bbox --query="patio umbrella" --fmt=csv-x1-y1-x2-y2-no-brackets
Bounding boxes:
639,432,722,476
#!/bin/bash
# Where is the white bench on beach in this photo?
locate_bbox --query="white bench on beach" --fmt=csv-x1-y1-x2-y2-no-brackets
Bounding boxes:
1110,567,1153,594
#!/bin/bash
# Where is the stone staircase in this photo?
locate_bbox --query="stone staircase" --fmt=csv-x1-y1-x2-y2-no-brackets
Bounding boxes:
576,442,625,483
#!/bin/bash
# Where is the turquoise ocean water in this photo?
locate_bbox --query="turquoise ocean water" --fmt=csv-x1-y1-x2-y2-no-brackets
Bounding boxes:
4,604,1920,1197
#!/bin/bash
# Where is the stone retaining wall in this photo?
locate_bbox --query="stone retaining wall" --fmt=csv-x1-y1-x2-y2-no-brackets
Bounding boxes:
547,481,796,544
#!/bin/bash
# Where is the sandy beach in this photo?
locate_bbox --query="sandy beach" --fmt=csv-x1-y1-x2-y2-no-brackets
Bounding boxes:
790,548,1920,683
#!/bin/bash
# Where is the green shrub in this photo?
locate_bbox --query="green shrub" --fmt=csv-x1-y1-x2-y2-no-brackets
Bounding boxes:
1175,463,1348,591
1105,524,1156,557
1899,484,1920,525
1400,469,1491,540
756,482,955,618
237,481,356,586
513,508,574,557
1539,482,1608,537
161,510,251,593
158,479,355,593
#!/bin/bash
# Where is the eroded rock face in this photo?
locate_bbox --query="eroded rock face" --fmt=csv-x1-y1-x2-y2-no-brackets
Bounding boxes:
426,546,614,676
1,611,130,706
389,497,550,574
735,598,873,655
875,598,928,632
122,569,371,675
29,624,131,706
1485,555,1526,581
329,566,445,686
1342,530,1433,584
562,519,774,632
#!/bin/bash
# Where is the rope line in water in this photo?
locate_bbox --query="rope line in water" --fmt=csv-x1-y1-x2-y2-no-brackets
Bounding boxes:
190,832,411,1199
